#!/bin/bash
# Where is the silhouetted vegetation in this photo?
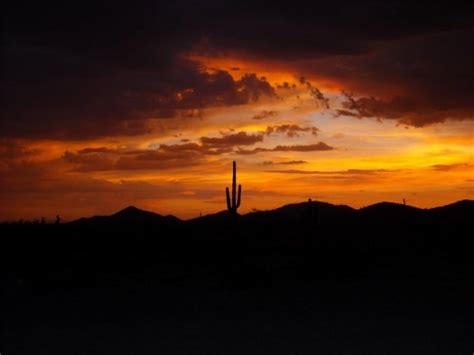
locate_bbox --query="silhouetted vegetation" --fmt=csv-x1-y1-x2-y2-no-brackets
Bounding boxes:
1,199,473,354
225,160,242,215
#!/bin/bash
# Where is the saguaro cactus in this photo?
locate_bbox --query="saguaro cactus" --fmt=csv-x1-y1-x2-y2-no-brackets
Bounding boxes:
226,161,242,215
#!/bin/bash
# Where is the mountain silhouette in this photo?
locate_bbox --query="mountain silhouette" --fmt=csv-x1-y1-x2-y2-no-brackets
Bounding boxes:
70,205,181,226
358,202,425,224
2,199,474,355
68,200,473,227
428,199,474,223
245,200,356,224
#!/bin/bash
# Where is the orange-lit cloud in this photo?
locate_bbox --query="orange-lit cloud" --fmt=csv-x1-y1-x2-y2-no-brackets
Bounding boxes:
1,1,473,221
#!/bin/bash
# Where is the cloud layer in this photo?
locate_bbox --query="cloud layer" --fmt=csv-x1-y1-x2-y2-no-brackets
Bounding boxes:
2,1,473,141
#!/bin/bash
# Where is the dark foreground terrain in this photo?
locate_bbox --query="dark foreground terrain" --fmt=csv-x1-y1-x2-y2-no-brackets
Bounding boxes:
1,200,474,354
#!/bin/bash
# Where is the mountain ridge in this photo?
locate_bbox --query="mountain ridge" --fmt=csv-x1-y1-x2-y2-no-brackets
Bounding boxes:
68,199,474,225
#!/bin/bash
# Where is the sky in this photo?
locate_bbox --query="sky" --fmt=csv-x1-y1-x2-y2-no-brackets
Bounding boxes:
1,0,473,220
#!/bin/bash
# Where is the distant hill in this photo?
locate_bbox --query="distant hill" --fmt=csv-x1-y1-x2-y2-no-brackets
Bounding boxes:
244,201,356,224
358,202,425,224
69,206,181,226
427,199,474,224
68,200,474,228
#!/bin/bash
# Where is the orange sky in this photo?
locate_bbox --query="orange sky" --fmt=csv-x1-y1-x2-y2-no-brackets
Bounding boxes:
1,54,472,222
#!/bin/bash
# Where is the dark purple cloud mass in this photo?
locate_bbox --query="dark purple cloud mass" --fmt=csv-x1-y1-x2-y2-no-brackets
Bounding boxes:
236,142,334,155
265,125,319,137
2,0,473,139
200,131,264,147
62,131,268,171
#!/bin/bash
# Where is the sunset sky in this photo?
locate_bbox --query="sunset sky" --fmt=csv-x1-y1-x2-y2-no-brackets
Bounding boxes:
1,1,473,220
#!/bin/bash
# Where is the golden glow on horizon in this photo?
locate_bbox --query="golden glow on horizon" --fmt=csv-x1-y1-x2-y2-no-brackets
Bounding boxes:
1,56,473,221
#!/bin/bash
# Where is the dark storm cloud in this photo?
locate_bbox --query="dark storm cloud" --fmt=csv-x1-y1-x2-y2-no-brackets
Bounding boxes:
330,28,474,126
305,82,330,109
77,147,119,155
262,168,400,185
1,51,276,139
264,168,396,175
1,1,278,140
64,145,206,172
200,131,264,147
191,1,472,58
0,139,40,160
336,92,417,121
265,125,319,137
158,142,233,156
63,151,116,171
236,142,334,155
202,1,473,126
261,160,308,166
2,0,473,138
63,131,265,171
252,110,278,120
430,163,474,172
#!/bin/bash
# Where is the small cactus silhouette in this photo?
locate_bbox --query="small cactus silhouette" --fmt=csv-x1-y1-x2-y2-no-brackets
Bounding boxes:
226,161,241,215
307,198,320,225
55,215,61,224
